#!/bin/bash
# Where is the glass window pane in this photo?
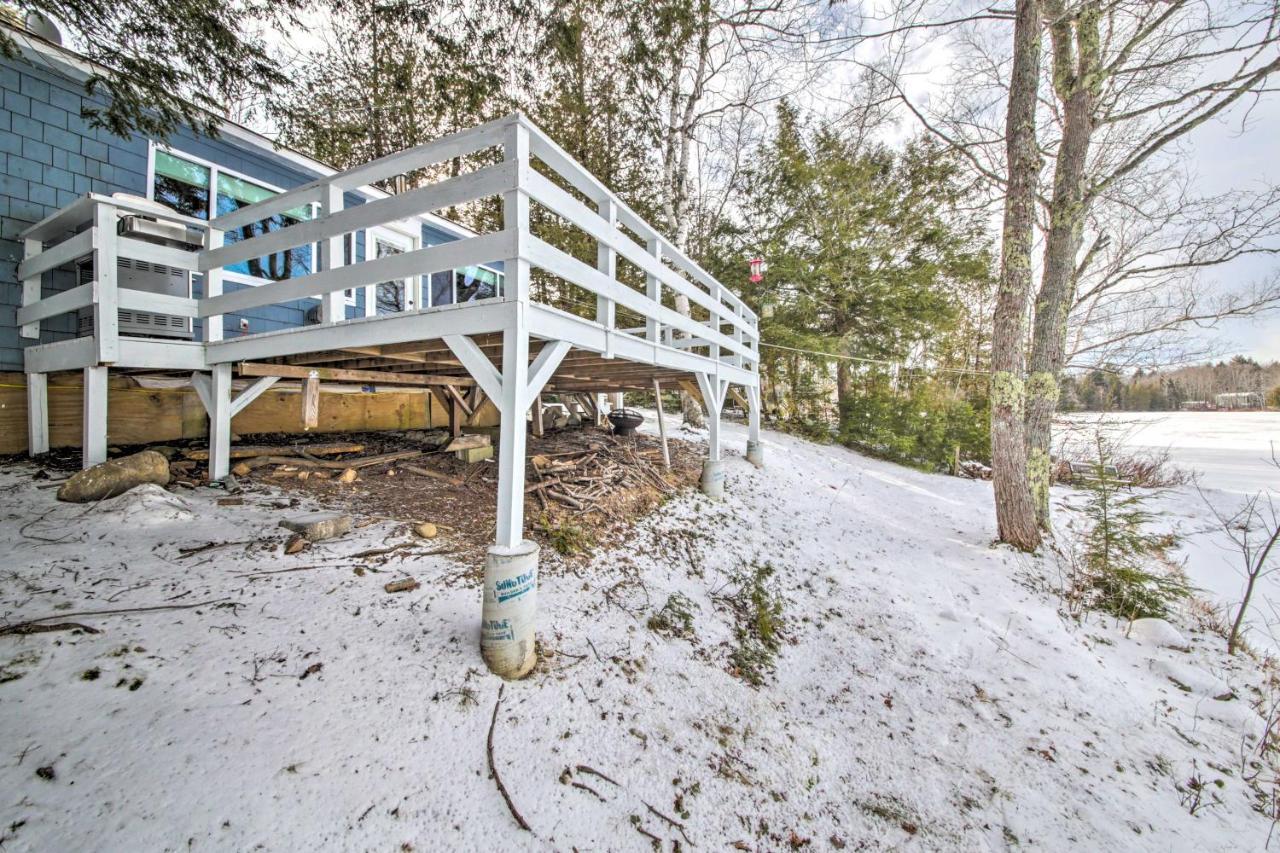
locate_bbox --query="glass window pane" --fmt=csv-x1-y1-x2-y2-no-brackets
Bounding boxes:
430,270,454,307
152,151,209,219
455,265,501,302
155,151,209,187
217,182,312,281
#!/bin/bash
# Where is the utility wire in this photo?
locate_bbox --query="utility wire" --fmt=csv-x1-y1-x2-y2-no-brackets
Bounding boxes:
757,341,990,377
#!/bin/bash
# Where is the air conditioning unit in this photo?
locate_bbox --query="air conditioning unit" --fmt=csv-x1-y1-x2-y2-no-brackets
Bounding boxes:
76,257,194,339
76,200,202,340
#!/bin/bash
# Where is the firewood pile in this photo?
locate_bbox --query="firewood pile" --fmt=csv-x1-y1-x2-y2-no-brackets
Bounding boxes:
527,439,678,515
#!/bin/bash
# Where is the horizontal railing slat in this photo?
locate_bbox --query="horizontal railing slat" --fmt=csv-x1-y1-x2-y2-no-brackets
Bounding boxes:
17,228,95,279
212,118,509,232
522,116,756,323
117,288,198,317
212,185,323,233
16,281,96,326
523,171,758,343
200,161,516,273
199,230,517,318
524,237,756,364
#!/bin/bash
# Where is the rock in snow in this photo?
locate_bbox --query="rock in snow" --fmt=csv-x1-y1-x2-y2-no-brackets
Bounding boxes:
56,451,171,502
279,511,352,542
1127,617,1187,649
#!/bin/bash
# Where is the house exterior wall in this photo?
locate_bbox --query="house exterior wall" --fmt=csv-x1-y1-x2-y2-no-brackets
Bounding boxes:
0,47,489,373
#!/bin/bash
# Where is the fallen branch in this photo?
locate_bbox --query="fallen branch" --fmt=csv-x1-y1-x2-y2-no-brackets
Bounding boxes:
487,684,532,833
247,450,424,471
185,441,365,461
402,464,464,486
0,598,230,634
0,621,100,636
575,764,620,787
646,801,693,846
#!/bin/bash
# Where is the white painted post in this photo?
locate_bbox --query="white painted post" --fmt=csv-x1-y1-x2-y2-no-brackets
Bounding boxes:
733,303,745,368
708,283,721,365
645,238,662,343
82,365,108,468
746,384,764,468
208,364,233,481
204,225,225,343
92,203,118,364
27,372,48,455
20,237,42,339
695,372,726,498
596,198,616,353
653,378,670,469
481,117,540,681
318,184,346,323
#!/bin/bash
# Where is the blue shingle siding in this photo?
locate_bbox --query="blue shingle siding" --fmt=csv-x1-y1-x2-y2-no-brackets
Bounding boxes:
0,50,472,372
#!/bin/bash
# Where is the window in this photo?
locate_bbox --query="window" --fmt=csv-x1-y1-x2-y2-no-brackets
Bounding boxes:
217,172,313,281
153,151,209,220
149,146,316,285
455,265,503,302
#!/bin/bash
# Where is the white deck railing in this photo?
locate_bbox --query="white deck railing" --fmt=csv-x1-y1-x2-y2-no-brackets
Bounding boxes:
199,112,759,370
16,113,758,378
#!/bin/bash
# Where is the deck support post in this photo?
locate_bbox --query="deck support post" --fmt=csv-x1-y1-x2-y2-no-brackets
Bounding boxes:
82,365,108,468
695,372,729,498
746,385,763,468
27,372,48,456
208,364,233,481
653,379,670,469
318,184,346,324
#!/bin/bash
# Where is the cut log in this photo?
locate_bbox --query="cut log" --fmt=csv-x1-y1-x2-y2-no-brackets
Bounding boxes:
184,442,365,461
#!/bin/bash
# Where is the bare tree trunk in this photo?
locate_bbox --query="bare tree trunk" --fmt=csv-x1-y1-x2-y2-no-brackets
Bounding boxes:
1027,1,1100,527
991,0,1044,552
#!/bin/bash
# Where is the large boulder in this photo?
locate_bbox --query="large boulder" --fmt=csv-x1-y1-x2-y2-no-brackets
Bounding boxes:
57,451,171,503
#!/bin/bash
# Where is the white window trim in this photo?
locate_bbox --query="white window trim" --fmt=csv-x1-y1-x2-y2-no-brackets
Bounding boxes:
146,142,320,292
365,224,420,318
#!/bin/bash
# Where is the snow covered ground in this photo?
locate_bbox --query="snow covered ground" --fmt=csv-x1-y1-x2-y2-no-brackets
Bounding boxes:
1057,412,1280,649
0,419,1273,850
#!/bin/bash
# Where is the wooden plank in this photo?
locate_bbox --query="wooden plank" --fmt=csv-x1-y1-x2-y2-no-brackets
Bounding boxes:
199,230,517,318
302,374,321,430
17,227,95,280
200,162,516,272
15,281,95,327
184,441,365,461
239,361,476,387
523,172,758,343
0,372,500,455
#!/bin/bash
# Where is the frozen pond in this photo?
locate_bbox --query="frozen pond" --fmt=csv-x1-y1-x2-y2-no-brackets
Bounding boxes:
1056,411,1280,494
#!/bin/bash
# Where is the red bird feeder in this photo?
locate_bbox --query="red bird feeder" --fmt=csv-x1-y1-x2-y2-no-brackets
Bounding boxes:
749,257,764,283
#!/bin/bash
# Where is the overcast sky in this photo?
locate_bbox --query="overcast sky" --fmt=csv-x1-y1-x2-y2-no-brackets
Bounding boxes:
1183,95,1280,363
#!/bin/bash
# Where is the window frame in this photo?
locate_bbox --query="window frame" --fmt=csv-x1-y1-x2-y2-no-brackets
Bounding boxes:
146,142,320,290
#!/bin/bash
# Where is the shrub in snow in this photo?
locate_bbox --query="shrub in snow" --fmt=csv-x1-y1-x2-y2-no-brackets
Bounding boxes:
1077,435,1192,621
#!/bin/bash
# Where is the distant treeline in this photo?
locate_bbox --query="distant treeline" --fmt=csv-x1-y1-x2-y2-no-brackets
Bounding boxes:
1060,357,1280,411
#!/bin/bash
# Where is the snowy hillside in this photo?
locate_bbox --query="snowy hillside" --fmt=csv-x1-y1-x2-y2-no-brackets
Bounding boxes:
0,418,1272,850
